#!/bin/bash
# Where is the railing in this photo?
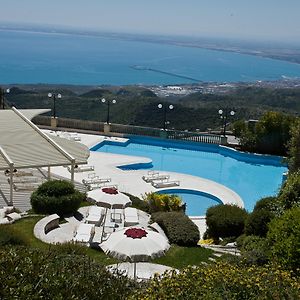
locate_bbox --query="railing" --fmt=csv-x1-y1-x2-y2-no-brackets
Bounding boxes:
33,116,223,145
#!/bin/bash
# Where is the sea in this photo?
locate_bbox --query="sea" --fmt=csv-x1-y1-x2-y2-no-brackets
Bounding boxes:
1,30,300,85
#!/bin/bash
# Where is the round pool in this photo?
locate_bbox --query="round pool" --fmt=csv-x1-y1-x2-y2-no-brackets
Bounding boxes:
157,189,222,216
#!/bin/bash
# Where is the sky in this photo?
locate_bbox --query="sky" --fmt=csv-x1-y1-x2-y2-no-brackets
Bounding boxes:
1,0,300,43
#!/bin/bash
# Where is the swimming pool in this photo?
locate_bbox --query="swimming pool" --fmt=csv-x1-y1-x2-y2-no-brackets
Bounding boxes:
91,136,287,213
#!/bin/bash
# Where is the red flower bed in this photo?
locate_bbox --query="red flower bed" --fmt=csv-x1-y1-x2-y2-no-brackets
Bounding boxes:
124,228,148,239
102,187,118,195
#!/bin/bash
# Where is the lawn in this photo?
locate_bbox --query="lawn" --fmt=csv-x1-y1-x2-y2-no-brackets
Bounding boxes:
153,245,213,269
8,216,214,269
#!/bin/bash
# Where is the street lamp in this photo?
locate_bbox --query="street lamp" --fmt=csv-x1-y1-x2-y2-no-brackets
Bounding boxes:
218,108,235,136
101,98,116,124
158,103,174,130
48,93,62,118
0,87,10,109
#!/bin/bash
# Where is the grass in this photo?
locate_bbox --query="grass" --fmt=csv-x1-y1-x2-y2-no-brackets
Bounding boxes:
153,245,213,269
9,216,117,265
8,216,214,269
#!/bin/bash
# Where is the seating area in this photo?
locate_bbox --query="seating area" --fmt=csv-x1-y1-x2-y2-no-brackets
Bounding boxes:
85,206,105,226
73,223,95,243
124,207,139,226
142,170,180,189
0,206,21,224
67,165,95,173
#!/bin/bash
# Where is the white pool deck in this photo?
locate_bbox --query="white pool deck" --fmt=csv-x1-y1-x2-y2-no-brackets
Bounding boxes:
46,130,244,237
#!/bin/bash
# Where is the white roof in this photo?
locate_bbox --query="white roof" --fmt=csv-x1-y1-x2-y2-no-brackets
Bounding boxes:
0,108,89,170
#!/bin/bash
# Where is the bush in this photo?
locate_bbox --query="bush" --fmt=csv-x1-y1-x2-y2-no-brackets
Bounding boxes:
239,235,269,265
205,205,248,240
130,262,300,300
267,207,300,271
31,180,85,216
0,225,26,246
144,193,184,213
124,193,150,213
277,171,300,211
0,247,136,299
244,209,274,237
152,212,199,246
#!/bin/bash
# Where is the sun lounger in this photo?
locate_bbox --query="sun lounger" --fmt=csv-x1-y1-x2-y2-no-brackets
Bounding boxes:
82,177,111,185
13,170,34,177
124,207,139,226
85,206,104,225
68,165,95,173
87,183,118,191
73,223,95,243
142,174,170,183
8,176,39,184
152,180,180,188
13,182,40,191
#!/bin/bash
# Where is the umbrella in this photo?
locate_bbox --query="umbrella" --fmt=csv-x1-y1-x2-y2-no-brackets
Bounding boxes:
100,227,170,279
87,187,131,209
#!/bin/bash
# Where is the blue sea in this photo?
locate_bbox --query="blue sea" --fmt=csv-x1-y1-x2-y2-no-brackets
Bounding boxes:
1,30,300,85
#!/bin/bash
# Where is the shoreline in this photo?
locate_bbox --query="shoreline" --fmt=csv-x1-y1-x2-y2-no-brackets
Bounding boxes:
1,26,300,66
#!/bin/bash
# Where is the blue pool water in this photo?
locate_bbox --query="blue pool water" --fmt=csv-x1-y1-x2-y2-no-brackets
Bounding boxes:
92,136,287,214
157,189,223,216
1,30,300,84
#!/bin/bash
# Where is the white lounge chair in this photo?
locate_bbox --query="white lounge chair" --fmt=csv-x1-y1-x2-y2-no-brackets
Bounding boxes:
142,174,170,183
68,165,95,173
85,206,104,226
87,183,118,191
124,207,139,226
8,176,39,184
73,223,95,243
13,182,40,191
152,180,180,188
82,177,111,185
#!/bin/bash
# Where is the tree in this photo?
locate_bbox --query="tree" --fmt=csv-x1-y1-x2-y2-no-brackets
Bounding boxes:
288,118,300,172
267,207,300,271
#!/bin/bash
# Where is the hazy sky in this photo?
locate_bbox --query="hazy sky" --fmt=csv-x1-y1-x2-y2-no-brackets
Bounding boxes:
1,0,300,42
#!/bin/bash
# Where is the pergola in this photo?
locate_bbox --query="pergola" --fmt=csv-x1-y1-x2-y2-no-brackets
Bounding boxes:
0,107,90,206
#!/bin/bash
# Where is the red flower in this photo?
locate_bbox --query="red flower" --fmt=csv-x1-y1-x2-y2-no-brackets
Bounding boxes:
102,187,118,195
124,228,148,239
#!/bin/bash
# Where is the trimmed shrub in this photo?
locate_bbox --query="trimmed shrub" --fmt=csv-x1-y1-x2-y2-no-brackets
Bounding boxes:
244,209,274,237
143,192,184,213
206,204,248,240
267,207,300,271
31,180,85,216
0,225,26,246
130,262,300,300
152,212,199,246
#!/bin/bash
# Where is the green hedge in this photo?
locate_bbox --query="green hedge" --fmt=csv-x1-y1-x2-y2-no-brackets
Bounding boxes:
31,180,85,216
0,247,136,299
0,225,26,246
206,204,248,240
152,212,199,246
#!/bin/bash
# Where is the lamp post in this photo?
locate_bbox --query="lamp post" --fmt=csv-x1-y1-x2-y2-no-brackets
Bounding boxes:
101,98,116,124
0,87,10,109
158,103,174,130
48,93,62,118
218,108,235,136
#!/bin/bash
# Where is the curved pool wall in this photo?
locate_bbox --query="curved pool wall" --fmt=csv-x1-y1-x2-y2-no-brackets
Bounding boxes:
91,135,287,211
91,135,285,167
157,189,223,216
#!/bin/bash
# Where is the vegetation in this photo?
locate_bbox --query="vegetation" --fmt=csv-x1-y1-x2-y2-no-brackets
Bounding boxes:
143,192,184,213
152,211,199,246
288,118,300,172
130,262,300,300
267,207,300,272
7,85,300,133
205,204,248,240
31,180,85,216
234,111,295,155
0,247,136,300
124,193,150,213
0,225,27,246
